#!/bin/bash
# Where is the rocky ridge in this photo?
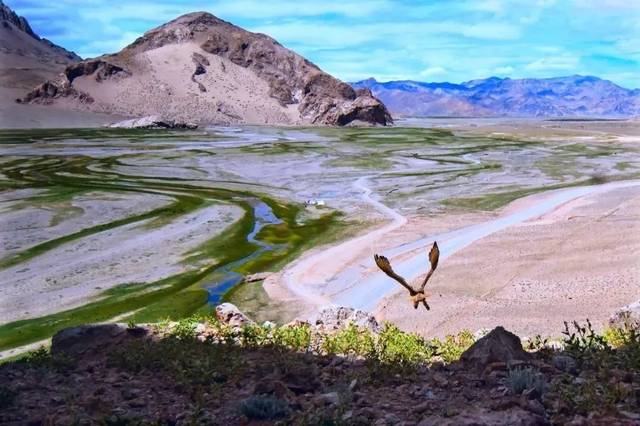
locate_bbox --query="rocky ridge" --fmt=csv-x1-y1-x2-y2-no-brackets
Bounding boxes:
18,12,392,126
0,0,80,87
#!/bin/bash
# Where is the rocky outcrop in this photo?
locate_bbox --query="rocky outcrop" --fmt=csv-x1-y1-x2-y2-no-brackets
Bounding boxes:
18,11,392,126
314,306,381,333
18,59,128,104
215,302,254,328
460,326,530,370
0,0,38,39
0,1,81,91
107,115,198,129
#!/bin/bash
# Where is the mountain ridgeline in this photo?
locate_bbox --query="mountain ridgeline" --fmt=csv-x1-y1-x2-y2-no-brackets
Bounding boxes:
16,12,392,126
352,76,640,118
0,0,80,89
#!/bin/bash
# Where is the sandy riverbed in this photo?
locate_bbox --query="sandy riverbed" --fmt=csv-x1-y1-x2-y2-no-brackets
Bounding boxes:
268,181,640,337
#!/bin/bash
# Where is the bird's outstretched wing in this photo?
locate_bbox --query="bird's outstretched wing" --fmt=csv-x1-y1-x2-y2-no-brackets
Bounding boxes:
374,254,416,295
419,241,440,291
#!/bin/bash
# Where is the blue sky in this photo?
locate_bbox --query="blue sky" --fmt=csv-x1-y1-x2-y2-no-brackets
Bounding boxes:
8,0,640,88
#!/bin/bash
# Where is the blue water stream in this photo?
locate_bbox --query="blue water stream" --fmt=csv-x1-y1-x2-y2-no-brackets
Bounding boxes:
205,199,282,304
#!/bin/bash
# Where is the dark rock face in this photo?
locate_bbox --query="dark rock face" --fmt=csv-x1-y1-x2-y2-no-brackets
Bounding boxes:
0,0,37,39
460,326,530,370
352,76,640,118
18,59,128,103
0,1,80,62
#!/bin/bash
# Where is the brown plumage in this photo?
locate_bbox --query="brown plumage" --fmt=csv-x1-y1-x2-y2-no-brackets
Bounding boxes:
373,241,440,310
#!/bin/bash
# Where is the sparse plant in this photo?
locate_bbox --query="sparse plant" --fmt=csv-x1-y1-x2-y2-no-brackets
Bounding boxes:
272,323,312,351
322,323,375,358
431,331,475,363
506,367,546,395
562,320,613,367
239,395,290,420
374,322,435,370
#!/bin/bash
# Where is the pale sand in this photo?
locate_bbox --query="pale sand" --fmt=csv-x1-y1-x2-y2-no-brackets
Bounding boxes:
268,181,640,337
376,185,640,338
70,42,301,126
0,203,243,323
0,88,125,129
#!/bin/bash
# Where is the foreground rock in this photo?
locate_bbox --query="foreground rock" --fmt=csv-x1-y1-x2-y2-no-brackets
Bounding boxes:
460,326,530,371
17,12,392,127
215,302,254,328
107,115,198,130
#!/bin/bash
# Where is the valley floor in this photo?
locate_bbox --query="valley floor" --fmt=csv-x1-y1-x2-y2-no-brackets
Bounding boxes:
0,118,638,354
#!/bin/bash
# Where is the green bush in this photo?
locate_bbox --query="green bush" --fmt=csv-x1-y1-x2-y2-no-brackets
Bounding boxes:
374,323,435,368
322,323,375,358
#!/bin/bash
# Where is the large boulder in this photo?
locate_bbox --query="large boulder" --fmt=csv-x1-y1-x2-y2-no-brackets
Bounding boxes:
215,303,254,328
314,306,381,333
107,115,198,129
51,323,148,356
460,326,530,370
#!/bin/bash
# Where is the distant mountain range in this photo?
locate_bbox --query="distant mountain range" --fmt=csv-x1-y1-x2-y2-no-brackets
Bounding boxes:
351,76,640,118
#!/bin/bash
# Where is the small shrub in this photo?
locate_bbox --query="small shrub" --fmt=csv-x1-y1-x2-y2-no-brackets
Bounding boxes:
506,367,546,395
239,395,290,420
562,320,613,367
322,323,375,358
374,322,435,369
240,324,269,347
171,316,200,340
431,331,475,363
272,323,312,351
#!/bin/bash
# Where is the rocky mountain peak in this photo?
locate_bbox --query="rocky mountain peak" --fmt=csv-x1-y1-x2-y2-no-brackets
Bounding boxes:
18,10,392,126
0,0,38,39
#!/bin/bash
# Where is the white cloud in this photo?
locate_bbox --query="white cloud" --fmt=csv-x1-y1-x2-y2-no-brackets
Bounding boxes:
493,65,514,74
420,66,447,78
525,55,581,71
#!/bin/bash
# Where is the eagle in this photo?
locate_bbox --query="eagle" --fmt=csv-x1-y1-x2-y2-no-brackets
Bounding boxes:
373,241,439,310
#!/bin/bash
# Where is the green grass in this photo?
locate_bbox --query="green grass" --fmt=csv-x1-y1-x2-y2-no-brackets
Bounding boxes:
0,194,205,268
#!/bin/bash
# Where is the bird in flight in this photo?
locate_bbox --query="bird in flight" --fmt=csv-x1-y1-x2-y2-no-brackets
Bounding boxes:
373,242,440,310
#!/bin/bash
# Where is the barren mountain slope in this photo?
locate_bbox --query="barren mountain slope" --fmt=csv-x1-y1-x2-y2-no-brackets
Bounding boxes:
19,12,392,126
0,0,79,91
